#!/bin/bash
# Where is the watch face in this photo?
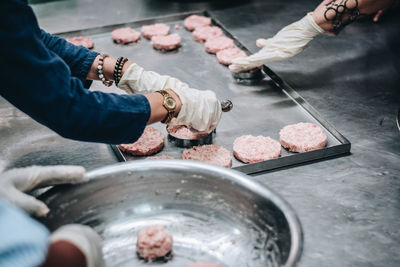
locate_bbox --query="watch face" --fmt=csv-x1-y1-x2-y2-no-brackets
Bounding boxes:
165,96,176,109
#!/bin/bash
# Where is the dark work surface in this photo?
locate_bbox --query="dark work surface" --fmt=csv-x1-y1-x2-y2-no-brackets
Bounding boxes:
1,0,399,266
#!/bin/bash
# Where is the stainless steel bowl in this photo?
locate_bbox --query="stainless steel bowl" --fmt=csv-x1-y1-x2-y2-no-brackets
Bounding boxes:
39,161,302,267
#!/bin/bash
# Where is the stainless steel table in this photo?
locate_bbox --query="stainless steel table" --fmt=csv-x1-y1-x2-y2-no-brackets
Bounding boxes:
1,0,399,266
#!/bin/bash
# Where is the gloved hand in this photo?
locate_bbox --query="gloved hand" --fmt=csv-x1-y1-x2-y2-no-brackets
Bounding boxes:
0,165,86,217
168,87,222,132
50,224,105,267
118,63,189,94
229,12,325,73
118,63,222,132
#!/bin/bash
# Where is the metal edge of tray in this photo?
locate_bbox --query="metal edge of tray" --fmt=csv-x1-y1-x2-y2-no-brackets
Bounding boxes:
261,65,351,146
234,144,350,175
69,10,351,173
111,144,127,162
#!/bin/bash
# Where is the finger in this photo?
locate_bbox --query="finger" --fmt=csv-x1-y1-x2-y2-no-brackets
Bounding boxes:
33,165,87,187
7,165,87,191
256,38,269,48
50,224,105,267
230,56,262,72
229,63,255,73
2,187,50,217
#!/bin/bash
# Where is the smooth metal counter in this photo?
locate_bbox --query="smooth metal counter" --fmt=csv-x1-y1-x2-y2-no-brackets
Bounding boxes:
1,0,399,266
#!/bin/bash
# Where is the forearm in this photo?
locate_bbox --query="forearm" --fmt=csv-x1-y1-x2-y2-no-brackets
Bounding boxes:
312,0,397,32
88,58,183,125
40,30,98,84
145,89,182,125
86,55,133,81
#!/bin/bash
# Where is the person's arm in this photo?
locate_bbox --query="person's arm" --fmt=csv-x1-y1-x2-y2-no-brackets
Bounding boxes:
40,30,99,86
0,0,178,144
39,30,134,85
229,0,398,72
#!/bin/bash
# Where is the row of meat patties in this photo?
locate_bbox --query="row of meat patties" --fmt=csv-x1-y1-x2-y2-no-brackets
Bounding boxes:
64,14,247,66
118,122,328,168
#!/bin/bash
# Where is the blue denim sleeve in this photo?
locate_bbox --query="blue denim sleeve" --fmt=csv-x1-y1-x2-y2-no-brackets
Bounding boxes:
40,30,98,87
0,200,50,267
0,0,150,144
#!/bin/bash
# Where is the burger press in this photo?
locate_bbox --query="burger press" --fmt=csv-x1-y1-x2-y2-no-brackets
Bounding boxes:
167,100,233,148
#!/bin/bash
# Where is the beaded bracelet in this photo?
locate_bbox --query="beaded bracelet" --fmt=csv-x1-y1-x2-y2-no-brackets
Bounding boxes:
114,57,128,86
113,57,123,85
113,57,122,82
97,54,113,87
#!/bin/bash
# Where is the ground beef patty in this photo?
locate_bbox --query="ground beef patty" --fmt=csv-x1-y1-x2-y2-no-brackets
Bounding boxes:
182,145,232,168
136,225,173,260
66,36,94,49
118,127,164,156
187,262,222,267
184,15,211,31
205,36,234,54
152,33,181,51
141,23,170,39
233,135,281,163
145,155,174,160
279,122,327,152
167,125,210,140
192,26,223,42
111,27,141,44
216,48,247,65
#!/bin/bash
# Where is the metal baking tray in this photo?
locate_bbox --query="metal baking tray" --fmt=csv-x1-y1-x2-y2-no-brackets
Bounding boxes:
56,10,351,174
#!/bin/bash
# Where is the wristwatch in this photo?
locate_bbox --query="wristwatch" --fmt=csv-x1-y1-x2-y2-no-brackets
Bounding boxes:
156,89,176,124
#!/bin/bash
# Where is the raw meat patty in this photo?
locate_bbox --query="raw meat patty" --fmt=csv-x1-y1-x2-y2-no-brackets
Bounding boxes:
152,33,181,51
182,145,232,168
233,135,281,163
141,23,170,39
167,125,210,140
187,262,222,267
136,225,173,260
66,36,94,49
216,48,247,65
192,26,223,42
279,122,327,152
205,36,234,54
184,15,211,31
111,27,141,44
118,127,164,156
145,155,174,160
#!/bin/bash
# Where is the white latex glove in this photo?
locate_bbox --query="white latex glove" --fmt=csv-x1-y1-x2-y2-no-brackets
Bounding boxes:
229,12,325,73
50,224,105,267
0,165,86,217
118,63,189,94
169,87,222,132
119,63,222,132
